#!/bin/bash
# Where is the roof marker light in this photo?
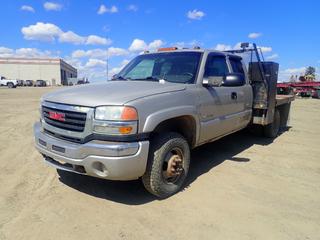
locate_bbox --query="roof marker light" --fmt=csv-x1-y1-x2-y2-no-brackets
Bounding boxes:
158,47,178,52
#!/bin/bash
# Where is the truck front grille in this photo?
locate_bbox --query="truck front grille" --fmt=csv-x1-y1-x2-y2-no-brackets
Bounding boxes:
42,106,87,132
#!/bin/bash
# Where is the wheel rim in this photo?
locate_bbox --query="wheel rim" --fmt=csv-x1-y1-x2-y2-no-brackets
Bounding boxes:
162,147,184,184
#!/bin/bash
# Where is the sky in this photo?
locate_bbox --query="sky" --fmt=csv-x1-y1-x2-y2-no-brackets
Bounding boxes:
0,0,319,82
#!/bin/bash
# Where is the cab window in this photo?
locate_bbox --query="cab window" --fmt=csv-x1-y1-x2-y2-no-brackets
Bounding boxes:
229,57,245,74
204,54,229,77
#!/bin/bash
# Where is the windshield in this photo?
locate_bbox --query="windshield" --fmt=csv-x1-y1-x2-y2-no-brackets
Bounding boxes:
117,52,202,84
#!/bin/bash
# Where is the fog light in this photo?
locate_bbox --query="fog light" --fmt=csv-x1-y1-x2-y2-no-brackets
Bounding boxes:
92,162,108,177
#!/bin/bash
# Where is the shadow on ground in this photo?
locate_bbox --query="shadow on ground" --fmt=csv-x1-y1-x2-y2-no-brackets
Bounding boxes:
58,129,284,205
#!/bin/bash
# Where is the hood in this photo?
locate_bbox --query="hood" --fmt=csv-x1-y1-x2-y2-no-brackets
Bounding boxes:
43,81,186,107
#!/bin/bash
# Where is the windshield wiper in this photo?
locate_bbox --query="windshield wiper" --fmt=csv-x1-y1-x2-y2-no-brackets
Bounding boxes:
133,76,166,82
111,76,131,81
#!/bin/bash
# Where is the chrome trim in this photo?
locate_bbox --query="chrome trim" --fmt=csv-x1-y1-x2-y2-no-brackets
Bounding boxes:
41,101,95,140
42,101,91,113
35,122,139,157
34,122,150,180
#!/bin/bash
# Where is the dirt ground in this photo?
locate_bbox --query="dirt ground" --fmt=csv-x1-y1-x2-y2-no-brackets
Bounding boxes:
0,87,319,240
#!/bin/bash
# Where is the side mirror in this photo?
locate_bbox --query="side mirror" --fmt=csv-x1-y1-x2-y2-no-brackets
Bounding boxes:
203,76,223,87
222,73,245,87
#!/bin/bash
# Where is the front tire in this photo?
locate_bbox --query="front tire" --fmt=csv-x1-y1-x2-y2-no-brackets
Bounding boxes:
142,132,190,198
7,82,14,88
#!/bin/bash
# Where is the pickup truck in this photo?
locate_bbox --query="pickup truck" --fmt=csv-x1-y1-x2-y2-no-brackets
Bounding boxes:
33,43,294,198
0,77,18,88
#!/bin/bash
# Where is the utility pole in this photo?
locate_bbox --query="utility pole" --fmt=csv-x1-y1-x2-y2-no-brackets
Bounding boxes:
106,34,109,81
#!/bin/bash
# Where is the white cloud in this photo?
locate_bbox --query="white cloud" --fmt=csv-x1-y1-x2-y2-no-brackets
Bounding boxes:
187,9,205,20
266,53,279,60
85,59,107,68
21,22,62,42
259,46,272,53
97,4,118,14
21,5,35,12
214,44,232,51
127,4,138,11
148,40,164,50
283,67,306,74
230,42,272,53
71,50,87,58
278,67,307,82
43,2,62,11
248,32,262,39
107,47,129,56
59,31,85,44
86,35,112,45
174,40,202,48
129,39,148,52
129,39,164,52
0,47,14,54
21,22,111,45
71,47,128,59
0,46,54,58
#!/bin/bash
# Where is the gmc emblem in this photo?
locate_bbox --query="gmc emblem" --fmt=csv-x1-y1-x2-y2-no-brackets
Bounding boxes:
49,111,65,121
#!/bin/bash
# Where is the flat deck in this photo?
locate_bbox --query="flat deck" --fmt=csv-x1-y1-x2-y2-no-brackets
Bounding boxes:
276,94,295,106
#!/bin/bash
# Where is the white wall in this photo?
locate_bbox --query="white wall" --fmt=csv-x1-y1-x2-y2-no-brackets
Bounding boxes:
0,63,62,85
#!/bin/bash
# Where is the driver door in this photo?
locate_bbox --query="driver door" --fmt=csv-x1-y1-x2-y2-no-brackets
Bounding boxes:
197,53,247,144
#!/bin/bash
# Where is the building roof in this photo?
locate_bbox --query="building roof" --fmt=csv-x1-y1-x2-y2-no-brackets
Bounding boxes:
0,57,77,72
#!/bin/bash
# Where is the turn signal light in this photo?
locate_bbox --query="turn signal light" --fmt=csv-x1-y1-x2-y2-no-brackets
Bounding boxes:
119,126,133,134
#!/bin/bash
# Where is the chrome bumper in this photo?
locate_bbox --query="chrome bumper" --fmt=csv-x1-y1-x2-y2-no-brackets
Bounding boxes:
34,122,150,180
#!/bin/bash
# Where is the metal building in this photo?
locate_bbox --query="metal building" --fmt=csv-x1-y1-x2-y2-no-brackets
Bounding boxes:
0,58,77,86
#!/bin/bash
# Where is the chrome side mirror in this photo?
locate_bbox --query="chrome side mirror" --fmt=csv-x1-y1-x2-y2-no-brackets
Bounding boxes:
203,76,223,87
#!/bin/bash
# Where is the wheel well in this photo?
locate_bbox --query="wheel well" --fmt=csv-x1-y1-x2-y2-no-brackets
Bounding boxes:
152,116,197,148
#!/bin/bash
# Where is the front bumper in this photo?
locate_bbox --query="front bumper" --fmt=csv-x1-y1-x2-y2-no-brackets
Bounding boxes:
34,122,150,180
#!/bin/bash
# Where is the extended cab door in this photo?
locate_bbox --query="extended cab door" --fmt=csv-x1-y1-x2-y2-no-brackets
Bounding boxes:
197,53,252,144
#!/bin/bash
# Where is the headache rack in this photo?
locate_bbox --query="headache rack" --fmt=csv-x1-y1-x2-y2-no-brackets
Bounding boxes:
224,43,288,125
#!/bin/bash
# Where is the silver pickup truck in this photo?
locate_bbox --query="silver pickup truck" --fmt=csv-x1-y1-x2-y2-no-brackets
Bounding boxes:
34,43,294,198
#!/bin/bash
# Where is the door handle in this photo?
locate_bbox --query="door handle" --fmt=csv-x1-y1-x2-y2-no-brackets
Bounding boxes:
231,92,237,100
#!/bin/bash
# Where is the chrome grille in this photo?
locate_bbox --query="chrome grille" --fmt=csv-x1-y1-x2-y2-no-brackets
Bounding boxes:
42,106,87,132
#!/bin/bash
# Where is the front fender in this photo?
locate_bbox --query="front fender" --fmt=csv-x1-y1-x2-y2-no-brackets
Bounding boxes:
143,105,200,143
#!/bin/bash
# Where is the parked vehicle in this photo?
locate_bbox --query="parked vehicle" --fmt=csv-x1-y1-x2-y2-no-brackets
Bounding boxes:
77,80,85,85
34,80,47,87
0,78,18,88
34,43,294,198
25,80,34,87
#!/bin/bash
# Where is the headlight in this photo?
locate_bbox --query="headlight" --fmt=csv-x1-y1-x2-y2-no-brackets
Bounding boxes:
95,106,137,121
93,106,138,135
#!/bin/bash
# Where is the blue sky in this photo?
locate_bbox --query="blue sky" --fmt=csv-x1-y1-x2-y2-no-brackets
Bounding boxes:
0,0,319,82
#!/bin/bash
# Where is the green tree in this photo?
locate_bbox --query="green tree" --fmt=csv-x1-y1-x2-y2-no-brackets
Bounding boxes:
305,66,316,76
